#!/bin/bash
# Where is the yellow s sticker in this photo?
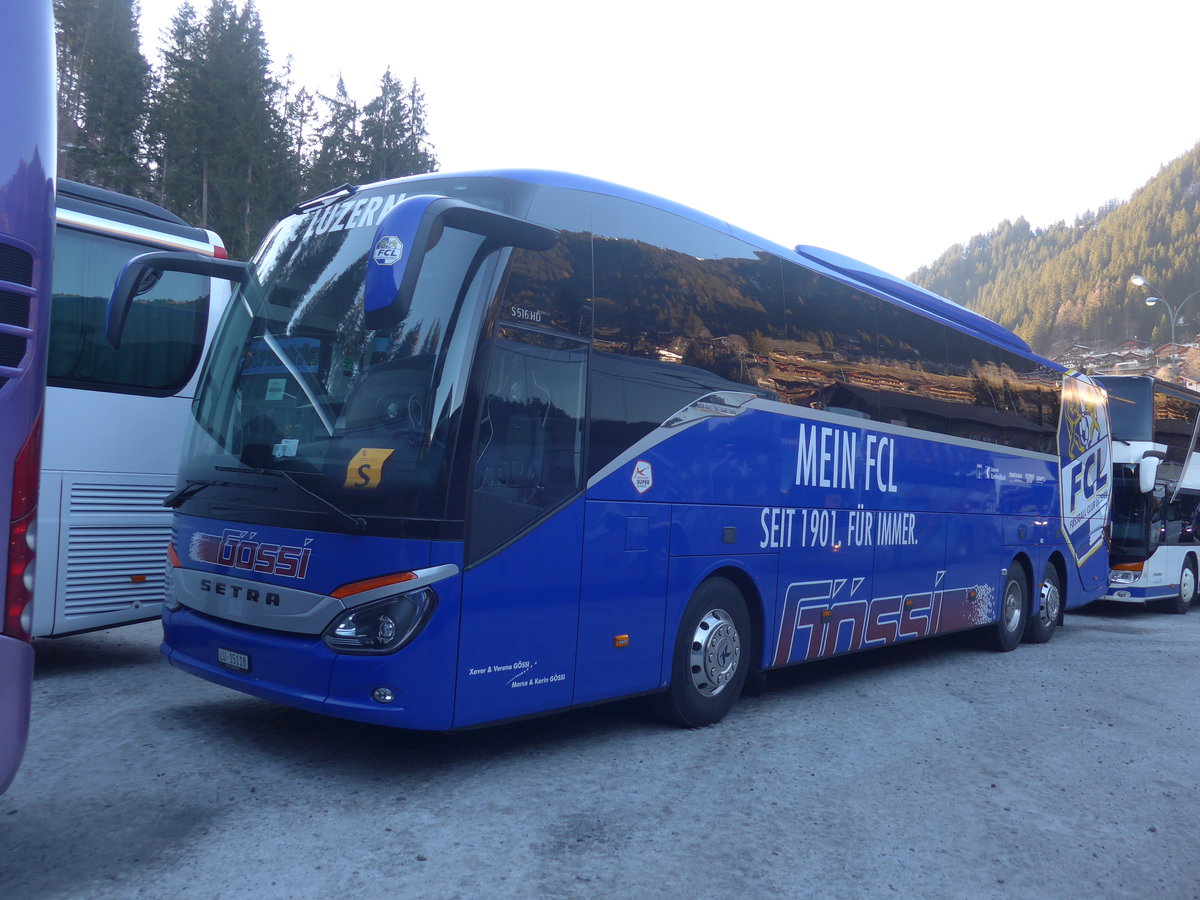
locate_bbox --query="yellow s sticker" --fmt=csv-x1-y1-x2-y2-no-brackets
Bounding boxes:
344,448,395,489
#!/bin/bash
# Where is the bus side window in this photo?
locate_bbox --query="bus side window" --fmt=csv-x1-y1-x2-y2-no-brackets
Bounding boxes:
996,349,1060,452
589,192,782,394
944,335,1006,445
779,263,879,419
468,327,587,563
873,300,949,433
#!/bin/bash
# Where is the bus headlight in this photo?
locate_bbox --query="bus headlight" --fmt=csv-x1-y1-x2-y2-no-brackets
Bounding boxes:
322,587,437,654
1109,569,1139,584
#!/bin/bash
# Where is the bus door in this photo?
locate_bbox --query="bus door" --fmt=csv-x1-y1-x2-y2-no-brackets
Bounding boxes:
455,326,589,726
574,499,671,703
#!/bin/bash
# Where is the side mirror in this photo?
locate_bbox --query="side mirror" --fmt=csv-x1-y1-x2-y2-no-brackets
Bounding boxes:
364,195,557,330
1139,450,1164,495
106,251,250,349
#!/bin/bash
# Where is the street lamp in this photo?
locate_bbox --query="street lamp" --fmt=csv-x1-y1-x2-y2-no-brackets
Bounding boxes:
1129,274,1200,382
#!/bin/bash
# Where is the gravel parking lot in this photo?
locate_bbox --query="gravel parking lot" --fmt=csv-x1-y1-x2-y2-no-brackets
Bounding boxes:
2,602,1198,900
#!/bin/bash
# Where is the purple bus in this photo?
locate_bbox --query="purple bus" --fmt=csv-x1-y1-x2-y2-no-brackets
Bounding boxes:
1,0,56,795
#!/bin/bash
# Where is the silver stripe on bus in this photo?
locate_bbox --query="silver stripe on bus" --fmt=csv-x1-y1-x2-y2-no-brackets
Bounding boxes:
56,208,218,255
174,562,460,634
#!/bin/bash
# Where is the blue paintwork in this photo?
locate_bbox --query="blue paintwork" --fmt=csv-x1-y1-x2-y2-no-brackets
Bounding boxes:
173,513,434,593
162,607,333,714
454,499,584,727
363,194,444,314
575,501,671,703
164,516,463,730
664,553,779,678
162,395,1092,728
1,0,56,794
156,169,1108,731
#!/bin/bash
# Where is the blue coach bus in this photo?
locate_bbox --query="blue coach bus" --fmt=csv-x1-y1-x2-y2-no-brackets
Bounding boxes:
107,170,1112,729
1,0,55,792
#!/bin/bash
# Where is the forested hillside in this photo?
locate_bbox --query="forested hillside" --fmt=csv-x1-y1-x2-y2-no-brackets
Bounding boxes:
910,143,1200,357
54,0,438,259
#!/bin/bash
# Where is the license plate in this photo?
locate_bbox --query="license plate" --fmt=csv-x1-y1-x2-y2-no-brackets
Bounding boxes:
217,647,251,672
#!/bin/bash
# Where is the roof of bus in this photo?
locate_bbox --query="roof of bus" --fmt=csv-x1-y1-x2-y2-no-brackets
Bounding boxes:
319,168,1046,364
56,178,224,251
1098,374,1200,402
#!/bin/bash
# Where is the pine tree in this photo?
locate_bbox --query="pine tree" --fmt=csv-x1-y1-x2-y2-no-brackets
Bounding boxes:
363,73,437,181
307,71,437,196
360,69,415,183
277,57,320,187
54,0,150,193
147,2,205,220
306,77,364,194
147,0,296,258
219,0,296,256
911,142,1200,357
60,0,441,254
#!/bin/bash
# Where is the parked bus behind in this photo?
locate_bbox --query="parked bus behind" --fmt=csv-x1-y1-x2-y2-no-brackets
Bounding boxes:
34,180,228,638
1100,374,1200,613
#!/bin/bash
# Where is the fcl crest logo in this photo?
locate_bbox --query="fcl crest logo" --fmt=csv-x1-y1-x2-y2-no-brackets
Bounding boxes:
372,236,403,266
1058,371,1111,566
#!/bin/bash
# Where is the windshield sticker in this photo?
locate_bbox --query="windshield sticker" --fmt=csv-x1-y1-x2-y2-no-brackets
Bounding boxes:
302,192,407,240
504,305,543,324
632,460,653,494
345,448,396,490
265,378,286,401
372,236,404,266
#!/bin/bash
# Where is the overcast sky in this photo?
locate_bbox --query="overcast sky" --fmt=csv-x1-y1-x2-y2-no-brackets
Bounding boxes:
138,0,1200,277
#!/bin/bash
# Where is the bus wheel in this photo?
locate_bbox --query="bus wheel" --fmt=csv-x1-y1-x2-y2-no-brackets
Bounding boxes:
987,566,1028,652
654,577,751,727
1024,564,1061,644
1160,560,1196,615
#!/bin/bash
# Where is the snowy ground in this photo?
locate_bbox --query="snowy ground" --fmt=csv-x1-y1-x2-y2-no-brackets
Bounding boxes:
2,603,1198,899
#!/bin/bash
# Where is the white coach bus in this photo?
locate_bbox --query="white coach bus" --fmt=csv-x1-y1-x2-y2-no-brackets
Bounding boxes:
32,180,229,637
1100,374,1200,614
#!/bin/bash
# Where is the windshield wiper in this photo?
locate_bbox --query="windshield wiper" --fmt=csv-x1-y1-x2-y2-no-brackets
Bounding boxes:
292,183,356,214
164,477,278,509
216,465,367,534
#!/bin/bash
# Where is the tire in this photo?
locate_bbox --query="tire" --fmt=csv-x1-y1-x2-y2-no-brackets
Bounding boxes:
653,577,751,728
1023,564,1061,644
1158,559,1196,615
986,565,1028,652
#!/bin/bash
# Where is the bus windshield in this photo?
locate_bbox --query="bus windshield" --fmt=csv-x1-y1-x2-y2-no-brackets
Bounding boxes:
181,184,513,534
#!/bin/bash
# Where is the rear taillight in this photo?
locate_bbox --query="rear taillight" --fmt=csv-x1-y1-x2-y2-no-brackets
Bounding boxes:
4,409,42,642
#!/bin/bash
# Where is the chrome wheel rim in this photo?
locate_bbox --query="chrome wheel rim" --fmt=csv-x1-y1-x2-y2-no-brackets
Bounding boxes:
1039,578,1061,626
1002,578,1023,633
688,608,741,697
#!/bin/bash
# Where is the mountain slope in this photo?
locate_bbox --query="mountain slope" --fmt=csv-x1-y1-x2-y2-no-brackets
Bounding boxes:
910,144,1200,356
